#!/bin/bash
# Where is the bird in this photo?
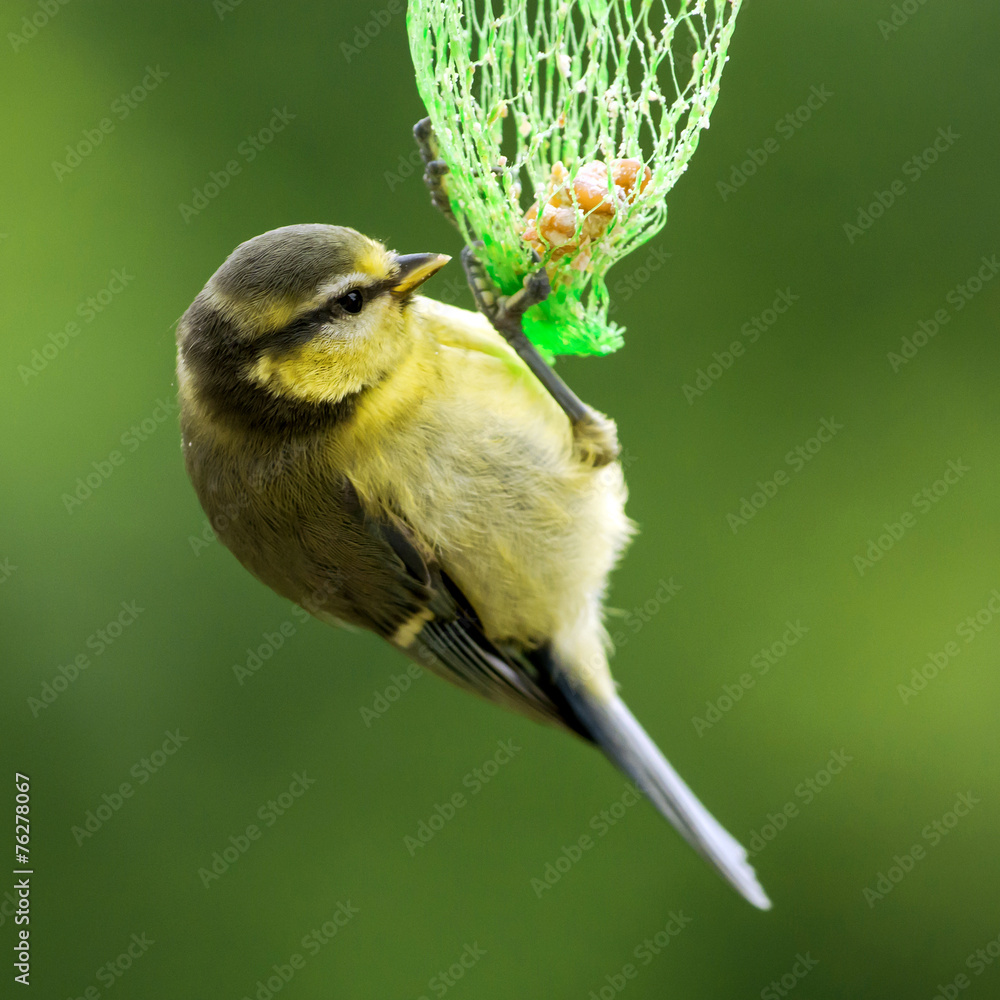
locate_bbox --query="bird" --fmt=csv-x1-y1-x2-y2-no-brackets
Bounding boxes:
175,223,770,910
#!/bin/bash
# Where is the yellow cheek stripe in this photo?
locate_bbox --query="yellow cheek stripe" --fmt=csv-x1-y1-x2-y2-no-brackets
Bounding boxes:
251,345,367,404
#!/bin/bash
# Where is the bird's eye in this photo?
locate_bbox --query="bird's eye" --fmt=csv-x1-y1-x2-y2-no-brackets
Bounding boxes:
337,289,364,314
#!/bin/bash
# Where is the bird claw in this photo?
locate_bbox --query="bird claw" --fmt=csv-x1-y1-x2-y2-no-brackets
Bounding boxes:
571,409,621,468
413,117,438,161
460,244,501,319
502,266,551,322
413,117,457,228
460,244,550,327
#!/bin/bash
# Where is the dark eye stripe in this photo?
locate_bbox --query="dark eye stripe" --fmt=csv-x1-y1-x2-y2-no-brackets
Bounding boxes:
254,280,390,356
254,308,331,356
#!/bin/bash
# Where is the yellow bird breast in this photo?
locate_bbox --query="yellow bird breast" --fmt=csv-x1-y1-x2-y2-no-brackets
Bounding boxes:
338,296,633,698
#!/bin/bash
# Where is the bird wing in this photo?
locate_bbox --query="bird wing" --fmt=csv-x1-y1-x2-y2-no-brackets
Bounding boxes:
341,475,592,738
408,576,595,739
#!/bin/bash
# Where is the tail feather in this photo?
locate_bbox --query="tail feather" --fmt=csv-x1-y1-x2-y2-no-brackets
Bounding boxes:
557,681,771,910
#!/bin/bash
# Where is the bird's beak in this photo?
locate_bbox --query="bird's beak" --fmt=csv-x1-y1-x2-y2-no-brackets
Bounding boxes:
391,253,451,297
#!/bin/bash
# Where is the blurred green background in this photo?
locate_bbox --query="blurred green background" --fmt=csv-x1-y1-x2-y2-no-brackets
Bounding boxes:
3,2,999,997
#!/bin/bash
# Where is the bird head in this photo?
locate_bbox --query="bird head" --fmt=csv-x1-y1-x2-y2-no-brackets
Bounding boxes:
177,224,449,431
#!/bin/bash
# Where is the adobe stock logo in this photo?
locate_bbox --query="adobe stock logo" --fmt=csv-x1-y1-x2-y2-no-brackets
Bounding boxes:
66,931,155,998
196,772,317,888
887,254,999,372
529,783,642,897
878,0,931,40
716,85,833,201
896,590,1000,704
691,620,809,736
681,289,798,403
760,953,819,1000
746,750,852,856
359,662,424,726
71,730,189,845
27,601,145,717
177,108,296,224
862,791,980,908
239,903,359,1000
51,67,169,181
340,2,403,63
725,418,843,533
852,459,970,576
931,927,1000,1000
584,911,693,1000
415,942,487,1000
403,740,521,856
8,0,73,52
18,269,134,384
842,127,959,244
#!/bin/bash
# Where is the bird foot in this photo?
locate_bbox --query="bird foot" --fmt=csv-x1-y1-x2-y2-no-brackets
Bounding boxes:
413,118,458,228
461,246,619,468
571,410,621,468
460,244,550,330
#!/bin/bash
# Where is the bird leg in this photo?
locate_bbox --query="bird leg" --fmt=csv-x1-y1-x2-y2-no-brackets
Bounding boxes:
414,117,619,468
460,246,620,468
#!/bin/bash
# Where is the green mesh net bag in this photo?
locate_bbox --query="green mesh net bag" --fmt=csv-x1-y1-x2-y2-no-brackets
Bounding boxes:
407,0,744,357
